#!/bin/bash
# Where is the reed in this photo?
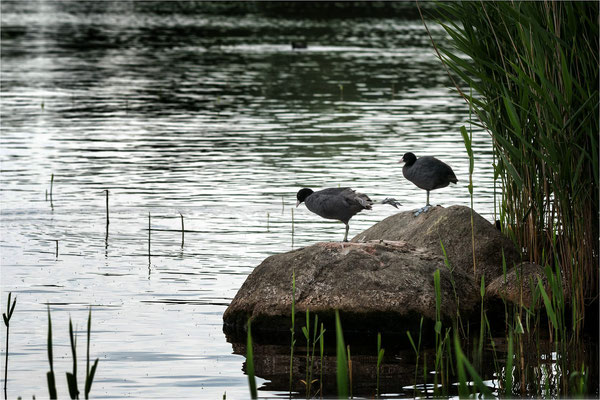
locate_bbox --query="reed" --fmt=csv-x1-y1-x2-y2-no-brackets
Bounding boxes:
66,317,79,399
246,319,258,399
289,269,296,396
453,331,493,398
148,212,151,264
460,123,476,276
55,240,59,258
84,307,99,400
334,311,348,398
301,309,310,397
2,292,16,399
318,323,324,399
180,213,184,247
430,1,599,334
346,345,352,399
406,316,423,397
505,330,514,397
375,332,384,398
104,190,109,226
46,306,57,399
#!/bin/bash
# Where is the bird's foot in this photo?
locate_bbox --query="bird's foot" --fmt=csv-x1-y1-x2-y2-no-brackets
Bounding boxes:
414,205,432,217
381,197,402,209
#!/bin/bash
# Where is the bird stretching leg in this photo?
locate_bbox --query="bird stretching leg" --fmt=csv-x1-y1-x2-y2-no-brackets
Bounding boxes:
343,223,350,242
380,197,402,208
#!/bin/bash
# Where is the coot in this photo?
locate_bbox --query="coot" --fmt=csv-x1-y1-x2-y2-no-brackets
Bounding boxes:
401,152,458,214
296,187,373,242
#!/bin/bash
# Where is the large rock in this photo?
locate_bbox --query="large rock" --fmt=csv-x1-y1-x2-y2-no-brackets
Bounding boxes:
223,240,479,340
351,205,521,281
485,262,549,309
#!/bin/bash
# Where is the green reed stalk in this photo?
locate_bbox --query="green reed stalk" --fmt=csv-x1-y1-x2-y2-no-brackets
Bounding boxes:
505,330,514,398
346,345,352,399
319,323,325,399
460,123,476,276
375,333,384,398
289,269,296,396
308,314,320,398
46,306,57,399
246,319,257,399
84,307,99,399
406,316,423,397
334,311,348,399
66,318,79,399
301,309,310,398
3,292,16,399
477,275,485,368
454,331,493,398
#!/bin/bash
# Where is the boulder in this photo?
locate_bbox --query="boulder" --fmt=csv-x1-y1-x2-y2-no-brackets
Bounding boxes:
485,262,549,309
223,240,479,340
351,205,521,281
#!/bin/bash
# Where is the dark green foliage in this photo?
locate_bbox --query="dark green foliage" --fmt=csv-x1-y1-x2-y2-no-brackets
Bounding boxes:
431,2,599,336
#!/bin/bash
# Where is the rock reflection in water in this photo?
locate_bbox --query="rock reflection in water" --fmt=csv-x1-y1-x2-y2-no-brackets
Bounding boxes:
230,341,417,397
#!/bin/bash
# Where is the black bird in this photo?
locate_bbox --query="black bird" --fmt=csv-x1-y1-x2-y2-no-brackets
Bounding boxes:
400,152,458,214
296,187,373,242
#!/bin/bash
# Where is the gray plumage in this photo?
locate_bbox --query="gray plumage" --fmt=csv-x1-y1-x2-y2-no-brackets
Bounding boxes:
296,187,373,242
401,152,457,210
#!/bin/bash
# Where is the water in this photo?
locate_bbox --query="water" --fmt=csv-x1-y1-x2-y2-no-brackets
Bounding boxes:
1,2,499,398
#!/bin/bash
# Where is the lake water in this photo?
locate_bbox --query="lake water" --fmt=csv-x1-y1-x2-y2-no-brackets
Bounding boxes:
0,2,501,398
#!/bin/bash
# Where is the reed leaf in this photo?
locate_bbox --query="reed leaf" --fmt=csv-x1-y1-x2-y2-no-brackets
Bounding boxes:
334,310,349,399
246,319,257,399
47,305,57,399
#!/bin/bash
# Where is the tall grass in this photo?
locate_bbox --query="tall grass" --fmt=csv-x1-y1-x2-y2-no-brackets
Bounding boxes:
430,1,599,335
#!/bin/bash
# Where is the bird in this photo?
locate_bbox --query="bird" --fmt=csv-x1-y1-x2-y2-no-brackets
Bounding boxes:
400,152,458,215
296,187,374,242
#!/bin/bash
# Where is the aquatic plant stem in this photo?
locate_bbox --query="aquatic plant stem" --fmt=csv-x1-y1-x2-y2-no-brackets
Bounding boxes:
3,293,16,400
104,190,109,226
180,213,184,247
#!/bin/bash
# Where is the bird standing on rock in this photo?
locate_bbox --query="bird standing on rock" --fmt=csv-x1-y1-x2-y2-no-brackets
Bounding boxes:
400,152,458,215
296,187,385,242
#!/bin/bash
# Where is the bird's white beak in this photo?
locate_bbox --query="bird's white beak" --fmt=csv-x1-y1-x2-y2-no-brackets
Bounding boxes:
296,200,300,207
399,158,405,164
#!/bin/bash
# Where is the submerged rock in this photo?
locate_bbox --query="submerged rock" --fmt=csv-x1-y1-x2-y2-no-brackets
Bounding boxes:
351,205,521,281
223,240,479,339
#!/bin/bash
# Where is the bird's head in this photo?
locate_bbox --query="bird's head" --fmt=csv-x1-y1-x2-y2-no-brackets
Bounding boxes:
296,188,313,207
400,152,417,166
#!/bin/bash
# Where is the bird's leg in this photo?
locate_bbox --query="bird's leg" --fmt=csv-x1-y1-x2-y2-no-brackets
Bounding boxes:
414,191,432,216
381,198,402,208
343,223,349,242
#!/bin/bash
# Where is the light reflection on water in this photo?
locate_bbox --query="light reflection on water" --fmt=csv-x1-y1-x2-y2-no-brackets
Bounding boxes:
1,2,497,398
